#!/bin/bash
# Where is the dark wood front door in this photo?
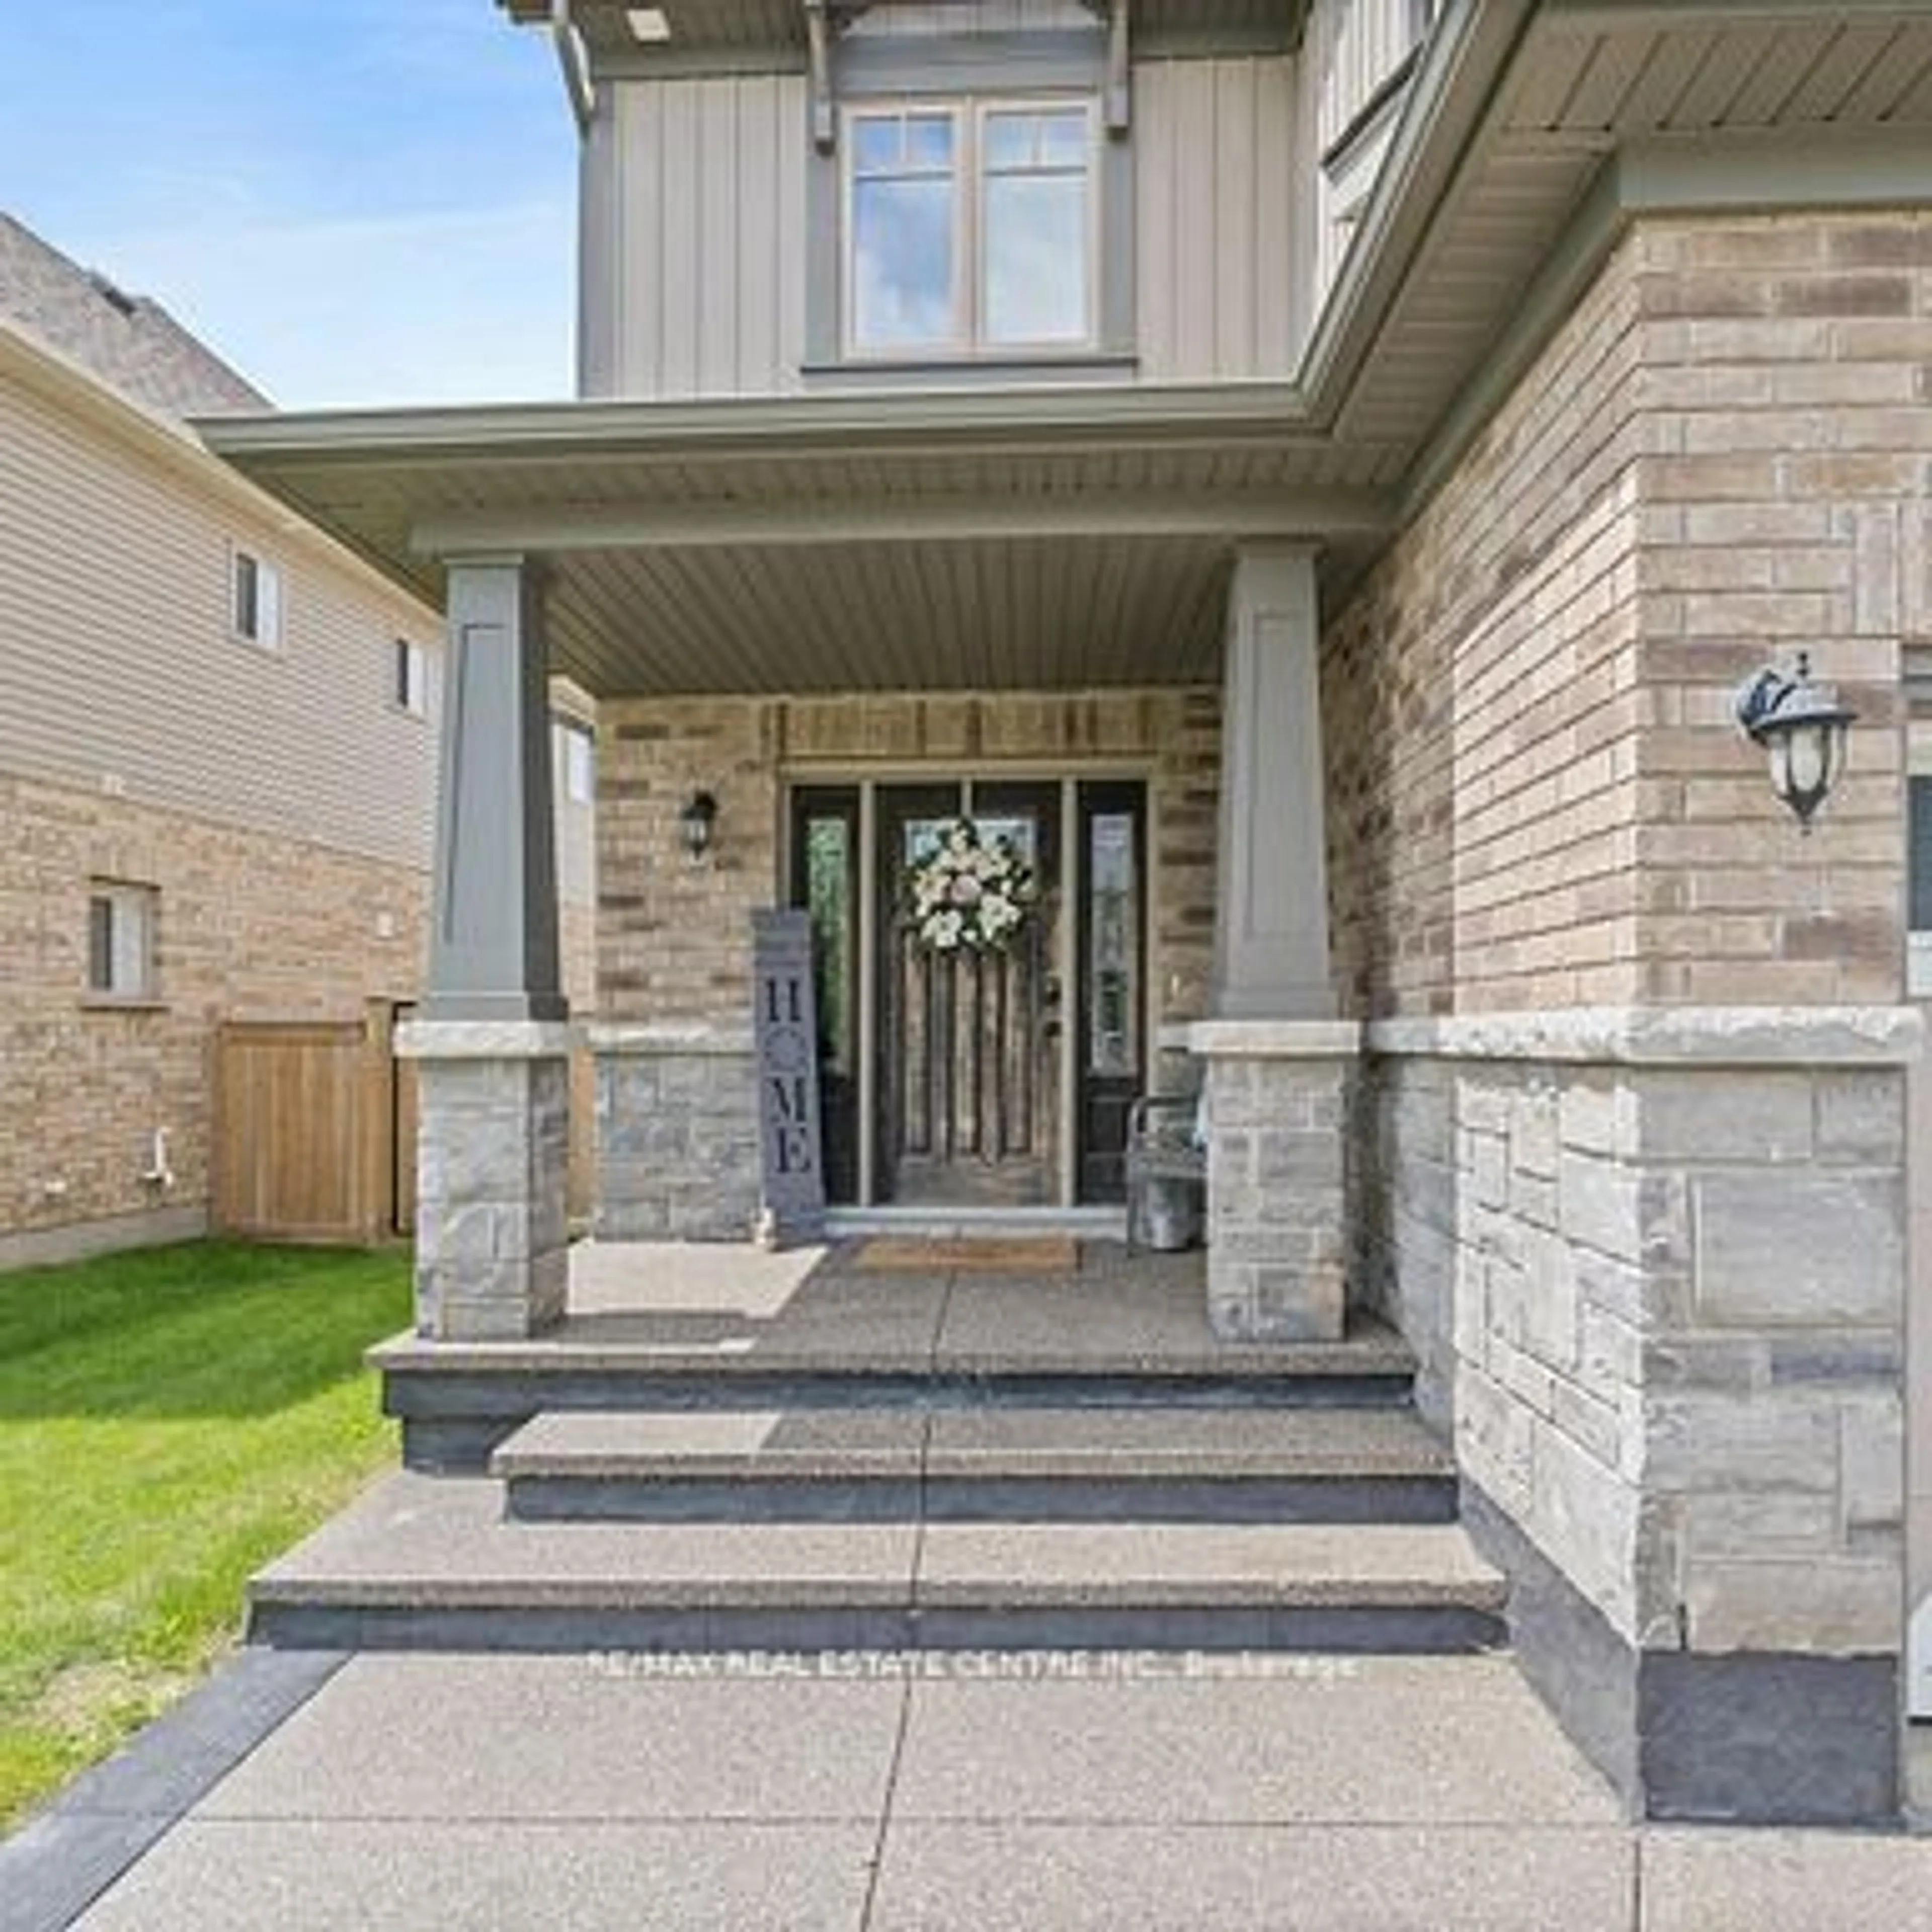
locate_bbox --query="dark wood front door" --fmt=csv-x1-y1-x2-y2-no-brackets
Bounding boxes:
878,782,1060,1207
789,776,1146,1208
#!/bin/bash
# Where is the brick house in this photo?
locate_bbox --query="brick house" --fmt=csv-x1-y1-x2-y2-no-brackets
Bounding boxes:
204,1,1932,1823
0,214,596,1264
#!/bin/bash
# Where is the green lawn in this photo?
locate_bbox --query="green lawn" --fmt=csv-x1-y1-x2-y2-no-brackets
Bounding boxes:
0,1240,411,1830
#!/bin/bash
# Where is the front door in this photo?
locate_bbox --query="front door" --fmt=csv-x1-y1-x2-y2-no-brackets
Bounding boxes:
878,781,1060,1208
789,777,1145,1209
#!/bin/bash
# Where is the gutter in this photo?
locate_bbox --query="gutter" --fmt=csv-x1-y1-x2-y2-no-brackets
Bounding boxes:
551,0,595,133
196,379,1328,466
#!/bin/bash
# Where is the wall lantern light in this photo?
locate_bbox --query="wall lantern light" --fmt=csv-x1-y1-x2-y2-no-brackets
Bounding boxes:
1732,653,1856,833
678,789,718,863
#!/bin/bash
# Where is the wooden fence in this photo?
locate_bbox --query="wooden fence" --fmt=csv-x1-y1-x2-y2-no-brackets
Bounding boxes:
213,1007,408,1245
214,1005,594,1245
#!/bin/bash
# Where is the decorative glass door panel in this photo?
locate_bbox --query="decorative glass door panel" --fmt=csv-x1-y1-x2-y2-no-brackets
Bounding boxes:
1077,782,1143,1202
789,788,860,1203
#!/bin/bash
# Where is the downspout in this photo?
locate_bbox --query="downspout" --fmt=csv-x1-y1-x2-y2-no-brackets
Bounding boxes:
551,0,596,134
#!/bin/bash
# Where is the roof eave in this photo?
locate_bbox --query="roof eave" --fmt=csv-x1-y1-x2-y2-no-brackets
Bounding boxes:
194,377,1331,468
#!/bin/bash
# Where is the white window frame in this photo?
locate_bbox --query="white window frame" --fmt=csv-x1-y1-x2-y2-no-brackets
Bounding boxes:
231,546,283,649
841,96,1100,361
86,881,158,1002
394,638,430,718
560,720,595,806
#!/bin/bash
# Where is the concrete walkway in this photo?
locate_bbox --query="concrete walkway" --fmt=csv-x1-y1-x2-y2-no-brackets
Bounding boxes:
10,1647,1932,1930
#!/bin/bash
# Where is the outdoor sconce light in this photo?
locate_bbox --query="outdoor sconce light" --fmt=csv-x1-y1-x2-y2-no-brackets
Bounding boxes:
1732,653,1856,832
678,789,718,863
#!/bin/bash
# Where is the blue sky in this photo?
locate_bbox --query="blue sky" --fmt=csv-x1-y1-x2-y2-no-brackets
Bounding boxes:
0,1,578,408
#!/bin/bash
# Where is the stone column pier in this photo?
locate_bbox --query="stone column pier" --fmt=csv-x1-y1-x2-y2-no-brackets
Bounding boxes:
407,555,570,1340
1194,1021,1360,1341
1200,545,1355,1341
401,1021,571,1340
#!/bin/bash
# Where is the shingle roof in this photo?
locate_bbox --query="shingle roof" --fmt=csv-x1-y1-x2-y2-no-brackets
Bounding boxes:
0,213,269,418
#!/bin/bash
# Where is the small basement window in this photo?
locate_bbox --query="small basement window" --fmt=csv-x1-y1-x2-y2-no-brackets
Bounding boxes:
232,548,282,647
87,881,158,1001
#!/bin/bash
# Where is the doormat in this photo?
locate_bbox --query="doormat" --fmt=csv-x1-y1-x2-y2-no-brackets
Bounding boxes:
855,1236,1080,1274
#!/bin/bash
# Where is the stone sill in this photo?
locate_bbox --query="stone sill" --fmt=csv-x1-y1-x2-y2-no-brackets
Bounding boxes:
1187,1020,1362,1060
586,1024,756,1058
79,995,168,1015
396,1020,576,1062
1367,1006,1923,1068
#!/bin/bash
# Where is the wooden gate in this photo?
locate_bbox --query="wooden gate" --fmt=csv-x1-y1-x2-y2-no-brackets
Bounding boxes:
214,1008,405,1244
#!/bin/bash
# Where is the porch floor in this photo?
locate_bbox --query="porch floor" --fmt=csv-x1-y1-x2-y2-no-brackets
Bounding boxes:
374,1239,1414,1381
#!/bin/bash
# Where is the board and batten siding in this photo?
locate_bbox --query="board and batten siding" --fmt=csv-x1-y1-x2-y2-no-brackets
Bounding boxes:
1134,56,1298,384
0,349,441,874
589,72,809,399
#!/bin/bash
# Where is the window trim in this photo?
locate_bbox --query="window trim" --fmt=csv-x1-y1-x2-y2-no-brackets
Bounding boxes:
85,880,160,1006
840,95,1102,363
230,545,283,650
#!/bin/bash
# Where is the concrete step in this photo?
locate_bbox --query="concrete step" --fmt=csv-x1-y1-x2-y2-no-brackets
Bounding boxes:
247,1473,1506,1656
491,1406,1458,1525
373,1320,1422,1474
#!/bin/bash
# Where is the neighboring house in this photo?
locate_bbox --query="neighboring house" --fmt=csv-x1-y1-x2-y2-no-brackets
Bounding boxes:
0,215,596,1265
202,0,1932,1826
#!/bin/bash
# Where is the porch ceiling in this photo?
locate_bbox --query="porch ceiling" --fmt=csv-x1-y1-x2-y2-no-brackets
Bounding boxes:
200,400,1400,697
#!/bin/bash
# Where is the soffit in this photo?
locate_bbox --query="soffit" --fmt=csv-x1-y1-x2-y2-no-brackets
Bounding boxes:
1331,2,1932,448
503,0,1307,61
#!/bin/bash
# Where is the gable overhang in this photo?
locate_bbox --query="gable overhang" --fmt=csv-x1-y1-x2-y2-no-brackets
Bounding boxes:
200,0,1932,696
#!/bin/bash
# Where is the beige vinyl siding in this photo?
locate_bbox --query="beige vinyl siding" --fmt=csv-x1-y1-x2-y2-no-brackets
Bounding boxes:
0,354,439,873
601,73,809,399
1135,57,1297,384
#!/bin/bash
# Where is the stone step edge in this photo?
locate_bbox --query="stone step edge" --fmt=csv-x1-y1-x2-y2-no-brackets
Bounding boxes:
368,1337,1419,1383
248,1571,1507,1614
488,1424,1455,1488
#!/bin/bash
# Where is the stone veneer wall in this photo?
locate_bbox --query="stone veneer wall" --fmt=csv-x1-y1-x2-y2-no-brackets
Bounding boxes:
593,687,1221,1234
1327,210,1931,1822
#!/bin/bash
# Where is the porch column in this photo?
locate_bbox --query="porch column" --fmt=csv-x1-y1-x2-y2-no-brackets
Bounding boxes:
401,555,571,1341
1198,544,1356,1342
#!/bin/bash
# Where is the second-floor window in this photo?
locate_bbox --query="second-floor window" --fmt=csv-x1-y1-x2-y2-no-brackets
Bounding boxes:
846,100,1095,359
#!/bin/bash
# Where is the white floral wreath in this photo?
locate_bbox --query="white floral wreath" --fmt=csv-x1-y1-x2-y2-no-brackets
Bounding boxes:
906,818,1035,953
